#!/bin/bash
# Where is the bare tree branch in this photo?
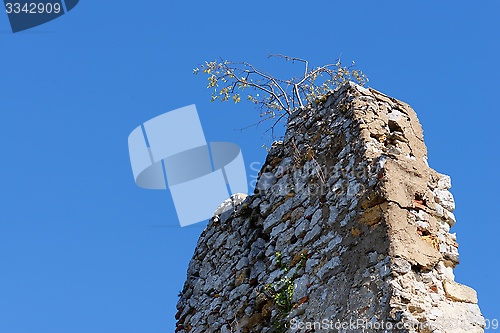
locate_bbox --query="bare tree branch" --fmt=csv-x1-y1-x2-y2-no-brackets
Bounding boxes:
193,54,368,141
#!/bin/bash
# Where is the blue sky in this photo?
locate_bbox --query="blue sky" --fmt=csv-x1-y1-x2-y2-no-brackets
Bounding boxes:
0,1,498,332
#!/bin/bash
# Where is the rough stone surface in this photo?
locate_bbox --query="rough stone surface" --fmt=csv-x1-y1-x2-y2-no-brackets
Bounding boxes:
443,280,478,304
175,82,484,333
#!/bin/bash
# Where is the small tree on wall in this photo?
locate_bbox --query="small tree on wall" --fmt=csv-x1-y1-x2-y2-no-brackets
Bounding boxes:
193,54,368,138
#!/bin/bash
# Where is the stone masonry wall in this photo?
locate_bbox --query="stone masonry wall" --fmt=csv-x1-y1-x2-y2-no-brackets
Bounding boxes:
175,83,484,332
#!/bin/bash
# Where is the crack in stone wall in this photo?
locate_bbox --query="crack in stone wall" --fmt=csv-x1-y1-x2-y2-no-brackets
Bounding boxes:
175,82,484,333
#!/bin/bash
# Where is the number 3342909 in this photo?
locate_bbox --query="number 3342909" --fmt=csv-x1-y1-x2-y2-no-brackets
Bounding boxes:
5,2,62,14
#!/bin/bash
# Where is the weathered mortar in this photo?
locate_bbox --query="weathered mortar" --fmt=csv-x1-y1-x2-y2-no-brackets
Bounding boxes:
175,82,484,332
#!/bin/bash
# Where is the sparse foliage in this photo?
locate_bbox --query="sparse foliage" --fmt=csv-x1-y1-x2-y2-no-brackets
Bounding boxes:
263,251,307,332
193,54,368,138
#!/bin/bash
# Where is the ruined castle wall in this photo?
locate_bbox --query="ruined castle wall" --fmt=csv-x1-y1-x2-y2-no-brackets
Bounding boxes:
175,83,484,333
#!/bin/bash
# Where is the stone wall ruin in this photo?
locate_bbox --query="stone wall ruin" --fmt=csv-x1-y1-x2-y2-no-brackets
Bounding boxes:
175,82,484,333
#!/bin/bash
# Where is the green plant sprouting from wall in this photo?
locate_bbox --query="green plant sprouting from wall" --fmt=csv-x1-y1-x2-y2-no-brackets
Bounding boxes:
264,251,307,332
193,54,368,139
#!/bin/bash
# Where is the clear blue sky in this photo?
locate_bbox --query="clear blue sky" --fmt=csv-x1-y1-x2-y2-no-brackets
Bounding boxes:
0,1,498,332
